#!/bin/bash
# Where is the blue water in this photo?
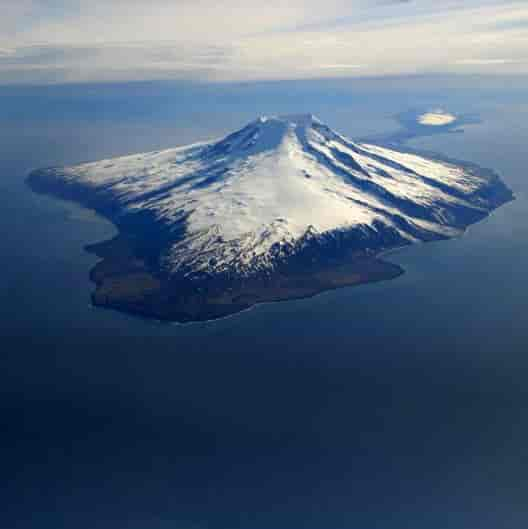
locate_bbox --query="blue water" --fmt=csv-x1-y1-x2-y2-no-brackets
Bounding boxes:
2,77,528,529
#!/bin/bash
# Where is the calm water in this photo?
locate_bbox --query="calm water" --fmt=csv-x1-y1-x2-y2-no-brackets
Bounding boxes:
2,77,528,529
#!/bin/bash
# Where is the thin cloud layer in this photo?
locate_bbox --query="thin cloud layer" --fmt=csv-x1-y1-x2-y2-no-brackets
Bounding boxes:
0,0,526,83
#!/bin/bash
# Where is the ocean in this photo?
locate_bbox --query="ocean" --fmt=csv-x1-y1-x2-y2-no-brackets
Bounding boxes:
2,76,528,529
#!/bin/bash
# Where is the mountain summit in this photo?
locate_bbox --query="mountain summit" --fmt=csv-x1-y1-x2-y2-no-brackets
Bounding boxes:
28,114,513,320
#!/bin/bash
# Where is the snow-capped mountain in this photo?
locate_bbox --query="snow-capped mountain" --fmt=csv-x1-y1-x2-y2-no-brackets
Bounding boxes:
30,114,512,279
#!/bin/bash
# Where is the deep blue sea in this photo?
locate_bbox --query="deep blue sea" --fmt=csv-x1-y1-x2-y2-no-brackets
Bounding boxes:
2,76,528,529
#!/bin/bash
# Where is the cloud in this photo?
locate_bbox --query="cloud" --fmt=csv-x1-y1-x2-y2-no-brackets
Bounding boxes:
455,58,521,66
318,64,364,69
0,0,527,83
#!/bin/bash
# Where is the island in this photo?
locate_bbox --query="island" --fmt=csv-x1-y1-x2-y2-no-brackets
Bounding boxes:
27,114,513,322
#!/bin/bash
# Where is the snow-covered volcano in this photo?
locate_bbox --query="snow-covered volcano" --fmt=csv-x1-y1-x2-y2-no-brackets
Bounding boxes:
30,113,512,279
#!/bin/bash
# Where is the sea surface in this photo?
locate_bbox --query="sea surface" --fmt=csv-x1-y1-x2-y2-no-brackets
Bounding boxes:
2,77,528,529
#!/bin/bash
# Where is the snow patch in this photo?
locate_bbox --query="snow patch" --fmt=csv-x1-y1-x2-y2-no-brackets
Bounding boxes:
418,110,457,126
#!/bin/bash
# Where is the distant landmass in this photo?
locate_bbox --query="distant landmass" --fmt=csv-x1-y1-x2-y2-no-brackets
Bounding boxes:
417,109,457,126
28,114,513,322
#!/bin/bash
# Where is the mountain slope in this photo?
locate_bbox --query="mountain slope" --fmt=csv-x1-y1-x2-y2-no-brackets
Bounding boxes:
29,114,512,281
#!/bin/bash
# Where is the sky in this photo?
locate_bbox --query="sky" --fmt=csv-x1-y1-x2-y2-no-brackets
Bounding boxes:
0,0,527,83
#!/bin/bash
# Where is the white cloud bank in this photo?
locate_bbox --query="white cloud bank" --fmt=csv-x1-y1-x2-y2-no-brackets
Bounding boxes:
0,0,527,83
